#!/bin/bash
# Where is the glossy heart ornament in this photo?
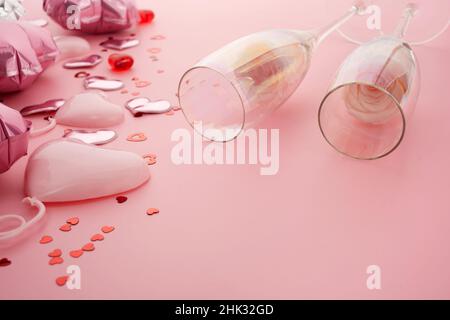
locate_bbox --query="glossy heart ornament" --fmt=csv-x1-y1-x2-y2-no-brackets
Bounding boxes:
29,92,124,137
24,139,150,203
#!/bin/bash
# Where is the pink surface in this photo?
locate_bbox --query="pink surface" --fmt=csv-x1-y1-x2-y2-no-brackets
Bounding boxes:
1,0,450,299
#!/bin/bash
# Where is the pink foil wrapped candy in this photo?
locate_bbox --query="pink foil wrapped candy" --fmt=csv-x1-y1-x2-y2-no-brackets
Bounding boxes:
0,103,31,174
0,20,58,93
43,0,139,34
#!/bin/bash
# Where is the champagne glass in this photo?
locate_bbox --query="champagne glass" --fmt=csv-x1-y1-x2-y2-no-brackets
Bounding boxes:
178,4,365,142
318,4,420,160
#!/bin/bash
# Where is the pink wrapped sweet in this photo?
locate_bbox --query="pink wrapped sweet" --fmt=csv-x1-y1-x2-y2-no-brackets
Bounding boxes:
43,0,139,34
0,103,31,174
0,20,58,93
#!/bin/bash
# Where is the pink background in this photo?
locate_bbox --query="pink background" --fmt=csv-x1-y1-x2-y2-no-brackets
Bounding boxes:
1,0,450,299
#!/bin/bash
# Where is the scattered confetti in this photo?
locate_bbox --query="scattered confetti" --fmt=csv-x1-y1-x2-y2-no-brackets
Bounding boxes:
70,250,83,258
55,276,69,287
66,217,79,226
48,249,62,258
0,258,11,267
82,243,95,252
116,196,128,204
91,234,104,242
39,235,53,244
146,208,159,216
127,132,147,142
59,224,72,232
49,257,64,265
101,226,115,234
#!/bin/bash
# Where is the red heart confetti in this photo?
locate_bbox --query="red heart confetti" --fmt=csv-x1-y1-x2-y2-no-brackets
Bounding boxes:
48,249,62,258
39,235,53,244
146,208,160,216
70,250,83,258
59,224,72,232
143,154,157,166
101,226,115,234
66,217,79,225
49,257,64,265
55,276,69,287
127,132,147,142
116,196,128,204
82,243,95,252
0,258,11,267
91,234,104,242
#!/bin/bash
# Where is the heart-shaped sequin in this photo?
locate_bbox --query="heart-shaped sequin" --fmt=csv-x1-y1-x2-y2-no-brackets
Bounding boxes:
66,217,79,225
48,249,62,257
39,235,53,244
59,224,72,232
127,132,147,142
90,234,104,242
126,97,172,116
70,250,83,258
82,243,95,252
146,208,159,216
49,257,64,265
101,226,115,234
55,275,69,287
63,54,102,69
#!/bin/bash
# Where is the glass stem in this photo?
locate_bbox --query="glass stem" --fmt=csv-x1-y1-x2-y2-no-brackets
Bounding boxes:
315,4,361,46
393,4,417,39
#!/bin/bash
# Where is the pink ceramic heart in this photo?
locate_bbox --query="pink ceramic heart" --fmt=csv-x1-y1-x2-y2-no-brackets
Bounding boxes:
56,92,124,128
24,139,150,202
63,129,117,145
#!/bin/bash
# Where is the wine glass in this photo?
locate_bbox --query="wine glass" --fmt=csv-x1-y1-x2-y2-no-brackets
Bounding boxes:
318,4,420,160
178,4,365,142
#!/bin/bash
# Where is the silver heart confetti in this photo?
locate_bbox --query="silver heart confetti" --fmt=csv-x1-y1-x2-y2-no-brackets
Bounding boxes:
126,97,172,116
20,99,66,116
100,37,140,50
63,129,118,145
63,54,102,69
84,76,124,91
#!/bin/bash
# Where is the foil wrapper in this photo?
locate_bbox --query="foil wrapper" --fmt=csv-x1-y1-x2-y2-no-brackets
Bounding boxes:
0,21,59,93
43,0,139,34
0,102,31,174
